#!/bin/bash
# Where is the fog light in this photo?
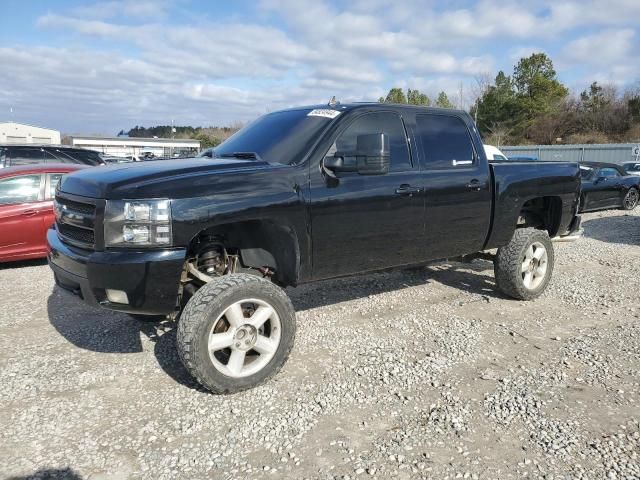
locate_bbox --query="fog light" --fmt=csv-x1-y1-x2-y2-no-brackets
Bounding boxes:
106,289,129,304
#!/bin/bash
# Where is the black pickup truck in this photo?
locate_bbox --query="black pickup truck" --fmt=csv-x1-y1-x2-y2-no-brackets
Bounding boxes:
48,103,582,393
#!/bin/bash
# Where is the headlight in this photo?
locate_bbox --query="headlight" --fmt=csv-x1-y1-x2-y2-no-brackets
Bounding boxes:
104,199,172,247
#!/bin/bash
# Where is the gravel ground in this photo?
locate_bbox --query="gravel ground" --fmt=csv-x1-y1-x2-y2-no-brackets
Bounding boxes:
1,208,639,480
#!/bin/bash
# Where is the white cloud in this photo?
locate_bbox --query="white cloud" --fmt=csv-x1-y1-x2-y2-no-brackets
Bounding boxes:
1,0,638,132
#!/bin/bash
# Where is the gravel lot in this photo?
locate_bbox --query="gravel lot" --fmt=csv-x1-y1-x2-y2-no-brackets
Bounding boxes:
1,208,639,480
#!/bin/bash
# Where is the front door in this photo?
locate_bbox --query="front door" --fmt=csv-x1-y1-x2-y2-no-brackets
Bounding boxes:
0,173,45,260
309,111,424,279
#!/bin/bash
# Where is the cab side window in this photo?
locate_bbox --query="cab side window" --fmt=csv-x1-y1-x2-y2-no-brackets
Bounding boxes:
332,112,412,172
416,114,475,169
0,175,43,204
599,167,619,178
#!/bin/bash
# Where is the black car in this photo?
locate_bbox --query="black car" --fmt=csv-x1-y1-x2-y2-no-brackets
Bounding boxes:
48,102,582,394
0,145,105,168
579,162,640,212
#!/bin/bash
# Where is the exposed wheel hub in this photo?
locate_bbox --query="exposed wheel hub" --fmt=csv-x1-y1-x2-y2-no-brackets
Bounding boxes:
233,324,258,351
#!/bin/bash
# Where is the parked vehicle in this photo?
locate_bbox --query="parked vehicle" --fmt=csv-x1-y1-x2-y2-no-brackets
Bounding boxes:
47,103,582,394
579,162,640,212
0,164,87,262
483,145,509,161
0,145,105,168
621,162,640,176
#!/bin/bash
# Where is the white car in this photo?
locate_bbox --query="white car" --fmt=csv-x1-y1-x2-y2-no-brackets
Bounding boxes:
622,162,640,176
484,144,509,161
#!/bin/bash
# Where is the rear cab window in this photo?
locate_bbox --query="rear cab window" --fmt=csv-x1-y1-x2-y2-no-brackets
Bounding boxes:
415,114,475,169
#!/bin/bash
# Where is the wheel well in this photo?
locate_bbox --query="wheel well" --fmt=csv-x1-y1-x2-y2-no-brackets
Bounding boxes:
187,220,300,286
517,196,563,237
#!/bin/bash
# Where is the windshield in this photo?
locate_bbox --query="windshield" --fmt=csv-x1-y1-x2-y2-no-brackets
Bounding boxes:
215,108,337,165
624,163,640,172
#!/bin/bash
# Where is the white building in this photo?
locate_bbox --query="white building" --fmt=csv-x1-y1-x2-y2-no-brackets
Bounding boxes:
70,136,201,158
0,121,61,145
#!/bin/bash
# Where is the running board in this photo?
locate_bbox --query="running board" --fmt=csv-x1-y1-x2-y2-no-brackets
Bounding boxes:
552,229,584,243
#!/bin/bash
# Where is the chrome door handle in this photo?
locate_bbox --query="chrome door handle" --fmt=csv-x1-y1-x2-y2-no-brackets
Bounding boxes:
465,179,482,191
395,185,422,195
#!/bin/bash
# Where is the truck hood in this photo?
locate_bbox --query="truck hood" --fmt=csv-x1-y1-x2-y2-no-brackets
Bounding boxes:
58,157,277,199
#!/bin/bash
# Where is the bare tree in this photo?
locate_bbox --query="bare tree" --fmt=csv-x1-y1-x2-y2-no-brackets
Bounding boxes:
486,122,512,147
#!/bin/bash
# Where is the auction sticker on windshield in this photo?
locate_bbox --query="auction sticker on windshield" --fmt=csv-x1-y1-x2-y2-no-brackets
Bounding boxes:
307,109,341,119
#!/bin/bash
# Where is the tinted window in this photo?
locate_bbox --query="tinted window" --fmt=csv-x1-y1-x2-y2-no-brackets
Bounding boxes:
580,166,594,179
0,175,42,204
216,109,335,165
332,112,411,172
43,151,61,164
50,149,102,165
48,173,63,198
494,154,508,161
624,163,640,172
0,148,6,168
8,148,44,166
416,114,475,169
599,167,620,178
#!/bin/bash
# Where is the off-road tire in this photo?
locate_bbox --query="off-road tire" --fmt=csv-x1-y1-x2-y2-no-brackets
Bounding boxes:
494,228,554,300
176,274,296,394
622,187,639,211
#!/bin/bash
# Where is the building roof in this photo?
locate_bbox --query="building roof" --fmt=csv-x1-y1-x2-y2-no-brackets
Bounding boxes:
0,121,60,131
70,135,200,144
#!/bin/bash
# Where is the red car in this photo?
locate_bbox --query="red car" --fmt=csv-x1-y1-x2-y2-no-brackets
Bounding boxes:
0,164,87,262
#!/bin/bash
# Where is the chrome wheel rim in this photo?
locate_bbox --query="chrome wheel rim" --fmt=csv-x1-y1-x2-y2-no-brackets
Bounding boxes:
625,189,638,209
207,298,281,378
521,241,548,290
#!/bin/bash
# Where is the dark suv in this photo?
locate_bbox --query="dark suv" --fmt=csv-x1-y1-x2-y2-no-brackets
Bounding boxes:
0,145,105,168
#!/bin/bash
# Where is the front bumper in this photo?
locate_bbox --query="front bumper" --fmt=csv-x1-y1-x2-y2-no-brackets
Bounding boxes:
47,228,186,315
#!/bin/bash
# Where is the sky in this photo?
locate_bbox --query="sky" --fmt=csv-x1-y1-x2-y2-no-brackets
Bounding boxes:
1,0,639,135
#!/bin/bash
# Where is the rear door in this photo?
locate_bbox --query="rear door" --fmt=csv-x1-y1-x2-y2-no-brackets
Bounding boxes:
413,113,492,259
0,173,46,260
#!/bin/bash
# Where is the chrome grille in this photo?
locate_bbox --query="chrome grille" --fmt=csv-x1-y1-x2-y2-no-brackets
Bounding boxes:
55,194,97,249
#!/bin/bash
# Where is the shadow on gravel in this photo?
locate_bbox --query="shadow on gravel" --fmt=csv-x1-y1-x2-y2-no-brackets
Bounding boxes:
425,260,506,300
46,287,202,392
582,214,640,246
6,467,83,479
46,259,503,392
0,258,48,270
287,259,504,311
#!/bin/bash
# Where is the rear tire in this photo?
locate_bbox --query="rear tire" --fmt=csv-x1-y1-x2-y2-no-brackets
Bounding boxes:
622,187,639,211
494,228,554,300
177,274,296,394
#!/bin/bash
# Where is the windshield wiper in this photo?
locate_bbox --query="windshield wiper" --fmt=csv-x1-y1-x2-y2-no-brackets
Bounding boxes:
216,151,261,160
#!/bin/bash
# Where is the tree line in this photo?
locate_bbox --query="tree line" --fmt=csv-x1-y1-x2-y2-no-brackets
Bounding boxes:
379,53,640,146
122,123,243,149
